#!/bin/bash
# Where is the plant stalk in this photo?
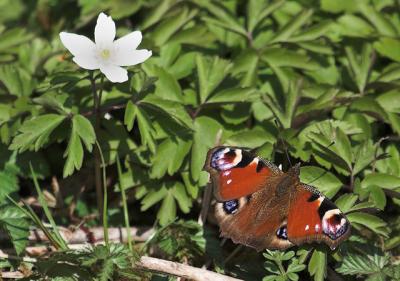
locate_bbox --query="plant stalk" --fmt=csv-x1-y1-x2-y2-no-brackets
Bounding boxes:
89,71,103,220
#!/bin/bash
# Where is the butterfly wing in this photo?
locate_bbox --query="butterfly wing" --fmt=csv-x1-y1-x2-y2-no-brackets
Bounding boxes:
214,186,294,251
205,147,351,250
287,184,350,250
206,150,298,251
204,146,282,201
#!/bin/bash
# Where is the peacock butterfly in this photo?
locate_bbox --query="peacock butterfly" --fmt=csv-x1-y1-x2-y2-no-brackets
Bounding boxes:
204,146,350,251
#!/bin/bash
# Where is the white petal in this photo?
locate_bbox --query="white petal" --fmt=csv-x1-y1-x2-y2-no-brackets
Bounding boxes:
113,49,152,66
100,64,128,83
95,12,116,45
114,31,142,51
72,55,99,70
60,32,95,57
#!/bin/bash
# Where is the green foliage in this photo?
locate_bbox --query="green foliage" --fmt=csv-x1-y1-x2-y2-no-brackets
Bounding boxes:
23,243,142,281
0,0,399,280
146,220,205,263
0,155,29,255
263,250,306,281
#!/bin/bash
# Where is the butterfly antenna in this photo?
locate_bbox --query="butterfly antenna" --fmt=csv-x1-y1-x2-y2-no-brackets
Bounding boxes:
274,119,292,167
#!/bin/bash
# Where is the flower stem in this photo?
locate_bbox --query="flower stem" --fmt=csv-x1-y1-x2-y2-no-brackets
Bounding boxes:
96,140,109,246
116,154,133,251
89,71,104,222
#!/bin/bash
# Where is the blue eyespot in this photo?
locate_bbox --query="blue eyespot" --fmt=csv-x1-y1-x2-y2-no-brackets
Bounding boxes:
223,200,239,214
276,225,288,240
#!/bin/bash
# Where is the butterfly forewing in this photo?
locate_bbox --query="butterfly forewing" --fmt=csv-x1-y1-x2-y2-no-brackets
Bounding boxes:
204,146,282,201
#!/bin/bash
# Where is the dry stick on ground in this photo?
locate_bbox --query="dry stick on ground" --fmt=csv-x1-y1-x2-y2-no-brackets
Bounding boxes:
136,256,243,281
0,247,243,281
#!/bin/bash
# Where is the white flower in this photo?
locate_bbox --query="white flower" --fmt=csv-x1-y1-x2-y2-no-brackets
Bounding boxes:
60,12,152,83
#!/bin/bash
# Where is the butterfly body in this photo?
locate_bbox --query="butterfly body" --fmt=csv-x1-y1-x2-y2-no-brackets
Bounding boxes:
204,146,350,251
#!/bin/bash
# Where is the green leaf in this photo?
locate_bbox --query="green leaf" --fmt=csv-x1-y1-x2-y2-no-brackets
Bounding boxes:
300,166,342,198
0,28,32,51
337,252,389,276
140,0,175,29
247,0,285,33
334,193,358,213
347,212,388,236
153,66,183,102
344,43,374,93
140,186,168,211
196,55,232,104
63,115,95,178
335,14,374,37
151,6,198,45
362,173,400,191
63,121,83,178
262,48,319,70
10,114,65,152
374,37,400,62
191,116,221,182
264,80,302,128
369,185,387,210
225,127,275,148
334,127,353,169
141,95,193,129
376,90,400,114
196,0,247,37
320,0,359,13
124,100,137,131
0,163,19,201
136,107,156,153
150,137,191,178
359,4,398,37
0,204,29,255
308,248,326,281
172,182,192,214
168,51,197,79
206,87,257,104
353,140,375,175
157,190,176,225
0,64,36,96
73,115,95,151
269,9,313,44
350,97,388,121
288,21,332,42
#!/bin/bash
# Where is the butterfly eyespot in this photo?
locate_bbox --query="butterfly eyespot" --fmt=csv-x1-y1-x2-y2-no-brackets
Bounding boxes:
276,225,288,240
211,148,242,171
223,199,239,214
322,210,349,240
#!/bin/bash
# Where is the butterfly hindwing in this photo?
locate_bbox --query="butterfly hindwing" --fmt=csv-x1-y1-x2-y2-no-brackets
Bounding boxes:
214,184,293,251
287,184,350,250
211,158,300,251
204,146,282,201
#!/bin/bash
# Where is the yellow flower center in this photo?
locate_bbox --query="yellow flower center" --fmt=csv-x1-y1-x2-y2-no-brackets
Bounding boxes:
100,49,111,60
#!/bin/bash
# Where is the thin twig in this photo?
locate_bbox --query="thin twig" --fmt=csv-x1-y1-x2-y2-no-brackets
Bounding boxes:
0,226,154,245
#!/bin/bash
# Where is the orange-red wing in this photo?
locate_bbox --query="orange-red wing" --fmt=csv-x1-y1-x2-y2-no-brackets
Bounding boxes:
287,185,350,249
204,147,282,201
